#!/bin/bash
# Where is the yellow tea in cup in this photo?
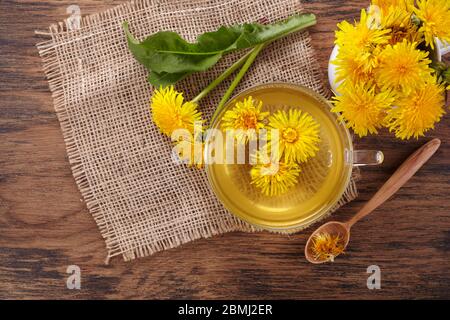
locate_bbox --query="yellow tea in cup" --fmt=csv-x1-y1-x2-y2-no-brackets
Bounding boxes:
205,83,354,231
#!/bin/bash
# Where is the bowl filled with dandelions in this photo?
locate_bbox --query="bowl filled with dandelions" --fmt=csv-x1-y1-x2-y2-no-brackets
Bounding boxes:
328,0,450,140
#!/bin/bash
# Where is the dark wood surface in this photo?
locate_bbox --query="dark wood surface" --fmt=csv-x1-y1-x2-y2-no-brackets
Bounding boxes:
1,0,449,300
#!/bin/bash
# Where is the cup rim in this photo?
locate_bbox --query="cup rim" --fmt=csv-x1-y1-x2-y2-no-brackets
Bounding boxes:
205,82,354,231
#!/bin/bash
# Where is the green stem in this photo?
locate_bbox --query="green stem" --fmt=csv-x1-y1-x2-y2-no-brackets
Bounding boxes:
211,43,266,121
191,50,253,103
184,15,316,104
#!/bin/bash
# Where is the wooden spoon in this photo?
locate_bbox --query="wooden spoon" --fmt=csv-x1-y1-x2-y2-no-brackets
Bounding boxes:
305,138,441,264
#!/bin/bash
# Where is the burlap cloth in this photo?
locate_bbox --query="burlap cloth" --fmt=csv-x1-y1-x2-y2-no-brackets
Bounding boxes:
37,0,358,262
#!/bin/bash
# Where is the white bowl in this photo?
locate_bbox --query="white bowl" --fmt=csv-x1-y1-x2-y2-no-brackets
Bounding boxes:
328,38,450,95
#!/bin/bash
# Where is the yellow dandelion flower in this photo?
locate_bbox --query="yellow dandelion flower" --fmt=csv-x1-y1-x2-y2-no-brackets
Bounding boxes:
332,82,396,137
371,0,415,14
379,6,422,44
221,96,269,143
386,81,445,139
250,153,301,197
415,0,450,49
268,109,321,163
376,40,433,93
335,10,391,74
333,46,376,85
379,5,411,26
151,86,203,137
311,232,346,262
335,9,391,67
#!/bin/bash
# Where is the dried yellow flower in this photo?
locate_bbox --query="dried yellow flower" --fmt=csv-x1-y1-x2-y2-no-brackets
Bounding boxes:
311,232,346,262
250,152,301,197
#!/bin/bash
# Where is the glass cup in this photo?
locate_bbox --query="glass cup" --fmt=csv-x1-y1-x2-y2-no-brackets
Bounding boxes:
205,83,383,232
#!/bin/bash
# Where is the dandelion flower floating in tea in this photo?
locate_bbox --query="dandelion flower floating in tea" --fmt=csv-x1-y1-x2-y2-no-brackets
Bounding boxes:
218,102,322,197
376,40,433,94
250,152,301,197
268,109,321,163
414,0,450,49
311,232,346,263
386,81,445,139
332,82,396,137
151,86,203,137
221,96,269,143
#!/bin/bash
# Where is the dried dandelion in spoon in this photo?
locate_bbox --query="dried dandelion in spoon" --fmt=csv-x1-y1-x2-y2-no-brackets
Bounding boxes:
311,232,346,262
306,139,441,264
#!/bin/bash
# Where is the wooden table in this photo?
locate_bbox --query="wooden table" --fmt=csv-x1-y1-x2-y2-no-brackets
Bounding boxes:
1,0,449,299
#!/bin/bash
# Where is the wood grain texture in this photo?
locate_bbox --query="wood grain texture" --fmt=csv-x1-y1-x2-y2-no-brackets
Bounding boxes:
1,0,449,299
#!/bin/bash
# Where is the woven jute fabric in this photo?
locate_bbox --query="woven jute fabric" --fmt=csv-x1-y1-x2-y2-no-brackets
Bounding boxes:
37,0,358,262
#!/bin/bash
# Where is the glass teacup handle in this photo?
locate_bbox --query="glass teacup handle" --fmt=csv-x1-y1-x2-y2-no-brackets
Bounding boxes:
346,150,384,167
